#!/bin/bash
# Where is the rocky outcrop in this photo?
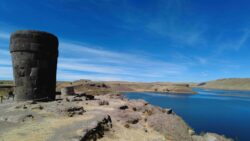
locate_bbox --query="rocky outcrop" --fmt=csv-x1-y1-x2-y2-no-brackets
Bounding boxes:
80,115,112,141
0,93,232,141
66,106,85,117
152,84,196,94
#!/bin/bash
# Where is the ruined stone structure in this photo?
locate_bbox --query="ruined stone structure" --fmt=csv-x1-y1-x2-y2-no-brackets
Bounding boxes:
61,86,75,96
10,30,59,101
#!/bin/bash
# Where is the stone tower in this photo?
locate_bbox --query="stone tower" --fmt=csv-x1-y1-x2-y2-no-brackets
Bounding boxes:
10,30,59,101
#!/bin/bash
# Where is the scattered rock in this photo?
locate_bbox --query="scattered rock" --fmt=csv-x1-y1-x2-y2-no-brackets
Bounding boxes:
141,105,165,116
74,93,86,98
30,101,37,104
119,105,128,110
66,106,86,117
15,105,22,109
132,107,137,111
23,105,28,109
73,93,95,100
99,100,109,106
147,113,193,141
66,98,70,102
188,129,195,135
71,98,83,102
80,115,112,141
115,110,141,127
0,91,233,141
31,105,44,110
124,123,130,128
127,118,139,124
22,114,34,122
166,108,173,114
85,95,95,100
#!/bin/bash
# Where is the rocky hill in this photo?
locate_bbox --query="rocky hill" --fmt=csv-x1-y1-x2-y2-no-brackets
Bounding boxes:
0,79,234,141
0,93,232,141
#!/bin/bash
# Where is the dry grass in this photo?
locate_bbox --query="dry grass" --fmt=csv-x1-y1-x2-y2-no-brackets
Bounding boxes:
0,80,13,85
197,78,250,90
0,80,13,97
106,82,195,93
0,90,7,96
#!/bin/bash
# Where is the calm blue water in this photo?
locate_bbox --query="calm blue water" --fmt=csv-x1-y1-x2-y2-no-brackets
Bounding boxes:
124,88,250,141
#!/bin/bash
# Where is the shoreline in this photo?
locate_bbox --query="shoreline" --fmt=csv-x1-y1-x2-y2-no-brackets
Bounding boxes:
118,90,197,94
0,93,232,141
193,86,250,92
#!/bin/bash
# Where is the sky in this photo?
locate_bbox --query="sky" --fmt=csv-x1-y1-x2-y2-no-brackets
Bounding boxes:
0,0,250,82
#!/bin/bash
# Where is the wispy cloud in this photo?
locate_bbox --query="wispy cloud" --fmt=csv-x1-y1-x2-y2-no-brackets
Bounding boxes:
235,30,250,50
0,30,187,81
146,21,207,47
1,0,249,82
58,41,186,81
139,0,208,47
232,30,250,50
58,60,124,75
57,70,134,81
216,29,250,52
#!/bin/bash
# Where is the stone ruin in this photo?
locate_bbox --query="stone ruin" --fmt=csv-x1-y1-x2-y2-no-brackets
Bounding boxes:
61,86,75,96
9,30,59,101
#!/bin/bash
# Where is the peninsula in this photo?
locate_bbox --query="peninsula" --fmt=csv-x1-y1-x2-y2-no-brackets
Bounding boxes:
195,78,250,91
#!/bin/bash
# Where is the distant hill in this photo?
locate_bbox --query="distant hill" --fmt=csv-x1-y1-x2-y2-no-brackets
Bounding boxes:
56,80,196,94
196,78,250,91
104,81,196,94
0,80,13,96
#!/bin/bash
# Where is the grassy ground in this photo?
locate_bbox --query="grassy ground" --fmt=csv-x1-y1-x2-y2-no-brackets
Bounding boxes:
0,80,13,97
0,89,9,97
0,80,13,85
196,78,250,91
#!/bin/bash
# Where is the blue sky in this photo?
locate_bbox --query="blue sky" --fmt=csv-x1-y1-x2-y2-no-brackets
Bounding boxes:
0,0,250,82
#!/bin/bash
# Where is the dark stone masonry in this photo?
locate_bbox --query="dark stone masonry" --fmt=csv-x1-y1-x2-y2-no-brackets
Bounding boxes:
10,30,59,101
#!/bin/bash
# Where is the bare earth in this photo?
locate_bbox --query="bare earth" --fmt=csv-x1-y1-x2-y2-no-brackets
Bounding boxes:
0,93,232,141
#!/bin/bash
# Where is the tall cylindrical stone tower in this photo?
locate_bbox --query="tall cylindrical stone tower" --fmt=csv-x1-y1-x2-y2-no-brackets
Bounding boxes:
10,30,59,101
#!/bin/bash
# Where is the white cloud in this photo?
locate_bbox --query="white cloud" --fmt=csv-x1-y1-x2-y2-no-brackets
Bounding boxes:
147,21,206,47
2,39,185,81
58,60,124,74
60,42,122,58
57,41,186,81
0,31,187,81
57,70,132,81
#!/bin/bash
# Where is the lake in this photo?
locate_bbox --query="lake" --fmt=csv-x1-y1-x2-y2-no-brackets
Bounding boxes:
124,88,250,141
